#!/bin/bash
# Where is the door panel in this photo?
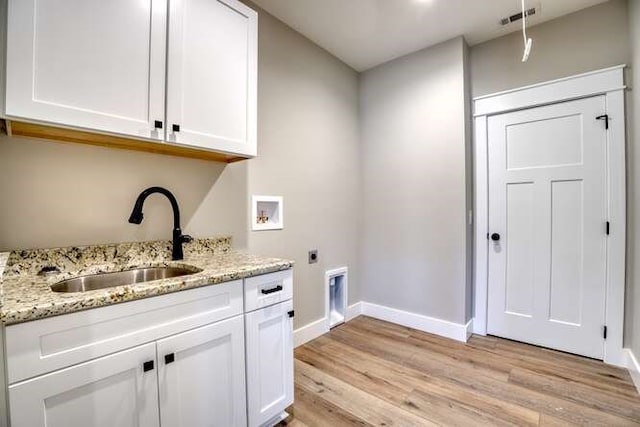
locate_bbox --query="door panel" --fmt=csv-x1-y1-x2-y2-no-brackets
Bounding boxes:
549,180,583,325
9,343,159,427
487,96,607,359
157,315,247,427
5,0,166,139
505,182,535,317
166,0,257,156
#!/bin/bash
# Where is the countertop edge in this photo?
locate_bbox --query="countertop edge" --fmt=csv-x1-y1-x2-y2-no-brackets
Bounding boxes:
1,259,294,326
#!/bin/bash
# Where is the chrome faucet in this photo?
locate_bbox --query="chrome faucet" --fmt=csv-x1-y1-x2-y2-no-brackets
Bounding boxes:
128,187,193,260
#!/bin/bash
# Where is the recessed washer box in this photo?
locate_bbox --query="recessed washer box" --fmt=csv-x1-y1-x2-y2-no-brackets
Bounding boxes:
251,195,283,231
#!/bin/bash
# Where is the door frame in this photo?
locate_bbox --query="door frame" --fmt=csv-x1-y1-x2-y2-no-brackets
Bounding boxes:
472,65,627,366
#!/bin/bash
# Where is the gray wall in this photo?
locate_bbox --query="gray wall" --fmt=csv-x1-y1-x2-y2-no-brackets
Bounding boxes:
359,37,471,325
0,3,361,330
470,0,630,97
628,0,640,357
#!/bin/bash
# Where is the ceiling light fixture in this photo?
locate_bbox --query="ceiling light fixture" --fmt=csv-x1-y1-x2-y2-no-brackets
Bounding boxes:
521,0,533,62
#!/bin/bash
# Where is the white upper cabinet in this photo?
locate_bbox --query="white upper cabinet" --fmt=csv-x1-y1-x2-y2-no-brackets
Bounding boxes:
3,0,258,158
5,0,167,140
166,0,257,156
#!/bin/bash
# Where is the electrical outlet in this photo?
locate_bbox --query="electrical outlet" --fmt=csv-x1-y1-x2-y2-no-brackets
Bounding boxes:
308,250,318,264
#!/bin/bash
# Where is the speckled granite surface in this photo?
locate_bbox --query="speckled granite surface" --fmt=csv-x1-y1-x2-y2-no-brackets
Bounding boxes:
0,237,293,325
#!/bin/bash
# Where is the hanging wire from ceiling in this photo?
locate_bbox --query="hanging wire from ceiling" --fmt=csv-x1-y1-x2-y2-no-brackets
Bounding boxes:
521,0,533,62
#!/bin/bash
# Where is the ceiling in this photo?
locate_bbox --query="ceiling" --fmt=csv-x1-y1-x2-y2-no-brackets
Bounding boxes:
252,0,610,71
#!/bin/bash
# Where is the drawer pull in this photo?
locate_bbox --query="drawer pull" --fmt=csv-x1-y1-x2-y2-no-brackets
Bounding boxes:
261,285,283,295
143,360,154,372
165,353,175,365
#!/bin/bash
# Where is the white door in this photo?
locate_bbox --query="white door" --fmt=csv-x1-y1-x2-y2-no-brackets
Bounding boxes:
245,301,294,427
487,96,608,359
9,343,159,427
166,0,257,156
5,0,167,140
157,315,247,427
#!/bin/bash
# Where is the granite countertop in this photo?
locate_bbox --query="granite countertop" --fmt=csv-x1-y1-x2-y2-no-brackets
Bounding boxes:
0,237,293,325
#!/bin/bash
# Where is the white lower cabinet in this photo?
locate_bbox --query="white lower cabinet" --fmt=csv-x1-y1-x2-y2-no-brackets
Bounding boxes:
157,315,247,427
4,270,294,427
245,300,294,427
9,342,160,427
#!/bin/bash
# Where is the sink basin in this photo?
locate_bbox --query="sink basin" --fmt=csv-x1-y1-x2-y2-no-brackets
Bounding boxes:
51,266,202,293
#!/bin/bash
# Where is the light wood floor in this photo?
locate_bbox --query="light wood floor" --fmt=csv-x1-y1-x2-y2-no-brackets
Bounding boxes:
283,316,640,426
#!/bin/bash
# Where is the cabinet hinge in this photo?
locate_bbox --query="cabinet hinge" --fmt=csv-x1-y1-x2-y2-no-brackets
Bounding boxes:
606,221,610,235
603,326,608,340
288,310,295,318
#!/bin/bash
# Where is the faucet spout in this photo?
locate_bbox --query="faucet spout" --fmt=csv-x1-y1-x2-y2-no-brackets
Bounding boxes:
128,187,192,260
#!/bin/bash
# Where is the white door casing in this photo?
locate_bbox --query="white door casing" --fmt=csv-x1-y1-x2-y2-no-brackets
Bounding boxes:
487,96,607,359
473,65,627,366
166,0,257,156
5,0,167,140
157,315,247,427
8,343,160,427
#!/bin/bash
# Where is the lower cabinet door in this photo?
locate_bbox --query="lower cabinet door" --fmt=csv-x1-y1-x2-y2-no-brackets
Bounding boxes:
157,315,247,427
245,300,294,427
9,342,159,427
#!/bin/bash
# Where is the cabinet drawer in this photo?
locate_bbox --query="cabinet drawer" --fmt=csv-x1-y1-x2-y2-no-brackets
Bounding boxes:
6,280,242,384
244,270,293,312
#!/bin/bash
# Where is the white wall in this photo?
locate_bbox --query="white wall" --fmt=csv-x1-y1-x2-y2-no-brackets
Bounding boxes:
0,2,361,330
359,37,471,325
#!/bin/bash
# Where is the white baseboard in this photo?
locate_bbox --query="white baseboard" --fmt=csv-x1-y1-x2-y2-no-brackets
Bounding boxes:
361,302,470,342
624,348,640,394
294,301,471,348
294,317,328,348
465,319,474,341
346,302,362,321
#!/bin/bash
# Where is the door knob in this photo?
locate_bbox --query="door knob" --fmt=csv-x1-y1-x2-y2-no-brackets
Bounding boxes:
491,233,501,241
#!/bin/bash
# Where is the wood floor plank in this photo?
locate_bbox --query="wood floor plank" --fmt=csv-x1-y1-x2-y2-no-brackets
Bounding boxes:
285,317,640,427
292,385,370,427
300,338,541,426
509,367,640,422
331,321,511,382
354,316,636,398
296,359,438,426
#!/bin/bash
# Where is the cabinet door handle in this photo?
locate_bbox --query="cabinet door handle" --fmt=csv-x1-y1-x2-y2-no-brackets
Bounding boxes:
164,353,175,365
154,120,163,129
143,360,154,372
261,285,283,295
172,124,180,132
288,310,295,318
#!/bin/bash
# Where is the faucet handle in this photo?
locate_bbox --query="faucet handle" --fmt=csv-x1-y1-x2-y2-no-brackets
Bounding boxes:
181,234,194,244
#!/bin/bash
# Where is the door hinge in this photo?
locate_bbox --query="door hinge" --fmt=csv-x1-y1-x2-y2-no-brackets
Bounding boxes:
606,221,610,235
603,326,608,340
596,114,609,130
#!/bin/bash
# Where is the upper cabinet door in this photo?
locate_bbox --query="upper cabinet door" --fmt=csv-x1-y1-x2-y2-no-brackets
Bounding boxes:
166,0,257,156
5,0,167,140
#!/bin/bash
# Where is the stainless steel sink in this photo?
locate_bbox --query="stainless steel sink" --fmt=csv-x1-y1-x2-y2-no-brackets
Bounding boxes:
51,266,202,293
